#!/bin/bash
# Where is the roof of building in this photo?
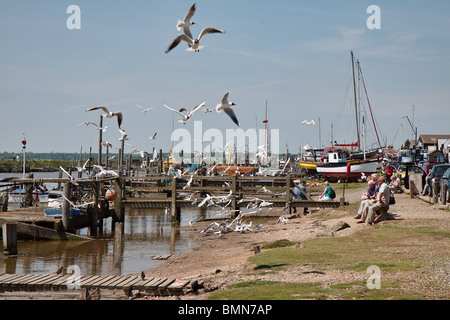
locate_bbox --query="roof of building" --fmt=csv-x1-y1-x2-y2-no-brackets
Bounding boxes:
419,134,450,144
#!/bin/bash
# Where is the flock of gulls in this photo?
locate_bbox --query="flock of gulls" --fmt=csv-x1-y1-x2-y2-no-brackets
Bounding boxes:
79,4,239,159
74,4,295,237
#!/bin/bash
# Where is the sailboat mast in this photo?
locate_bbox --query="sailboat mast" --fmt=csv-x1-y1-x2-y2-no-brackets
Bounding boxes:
351,51,361,151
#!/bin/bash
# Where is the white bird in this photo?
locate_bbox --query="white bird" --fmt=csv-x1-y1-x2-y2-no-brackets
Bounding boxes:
118,129,128,141
277,216,289,224
137,104,154,113
203,108,213,113
78,121,97,127
86,106,123,128
92,165,118,180
301,120,315,125
176,3,197,39
101,125,109,133
216,92,239,126
165,27,225,53
76,159,90,174
183,175,194,190
101,141,114,149
163,101,206,124
149,132,157,140
59,166,78,185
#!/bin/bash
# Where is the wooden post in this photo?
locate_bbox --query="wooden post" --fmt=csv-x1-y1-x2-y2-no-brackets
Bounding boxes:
98,115,103,166
410,181,415,199
90,181,99,236
231,175,237,214
171,177,180,223
432,181,439,204
2,223,18,255
113,178,124,223
285,175,291,214
441,182,447,205
0,194,8,212
62,182,72,230
113,222,124,276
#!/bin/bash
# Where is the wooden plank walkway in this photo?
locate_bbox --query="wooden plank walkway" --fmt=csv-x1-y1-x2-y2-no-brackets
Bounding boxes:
0,273,192,299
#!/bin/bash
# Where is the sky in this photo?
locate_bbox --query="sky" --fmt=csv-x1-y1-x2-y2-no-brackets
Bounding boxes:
1,0,449,156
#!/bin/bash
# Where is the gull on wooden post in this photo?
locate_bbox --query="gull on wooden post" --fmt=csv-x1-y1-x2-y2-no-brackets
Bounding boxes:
165,27,225,53
216,92,239,126
86,106,123,128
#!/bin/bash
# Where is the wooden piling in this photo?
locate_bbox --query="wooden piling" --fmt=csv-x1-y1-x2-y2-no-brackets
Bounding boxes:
2,223,18,255
171,177,180,223
90,181,99,236
441,182,447,205
62,182,72,230
0,194,8,212
113,178,124,223
285,175,291,214
432,181,439,204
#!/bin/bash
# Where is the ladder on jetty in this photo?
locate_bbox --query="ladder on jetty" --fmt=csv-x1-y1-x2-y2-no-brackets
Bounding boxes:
0,272,193,300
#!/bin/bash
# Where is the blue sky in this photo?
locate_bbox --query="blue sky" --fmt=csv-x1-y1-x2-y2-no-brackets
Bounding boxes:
1,0,449,155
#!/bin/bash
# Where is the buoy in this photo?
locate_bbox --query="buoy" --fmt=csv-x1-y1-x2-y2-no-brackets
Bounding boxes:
105,188,117,201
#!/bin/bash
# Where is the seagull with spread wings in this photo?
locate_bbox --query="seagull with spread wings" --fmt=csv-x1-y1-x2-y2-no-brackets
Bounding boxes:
216,92,239,126
165,27,225,53
86,106,123,128
163,101,206,124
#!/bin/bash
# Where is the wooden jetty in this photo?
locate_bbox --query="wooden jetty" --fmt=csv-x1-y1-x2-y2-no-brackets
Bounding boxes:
1,174,346,243
0,272,193,300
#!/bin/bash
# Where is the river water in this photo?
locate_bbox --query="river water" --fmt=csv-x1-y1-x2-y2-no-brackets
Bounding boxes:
0,171,218,276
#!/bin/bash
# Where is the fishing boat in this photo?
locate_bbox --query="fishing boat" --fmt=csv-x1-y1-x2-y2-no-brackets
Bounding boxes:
315,51,384,180
316,149,379,180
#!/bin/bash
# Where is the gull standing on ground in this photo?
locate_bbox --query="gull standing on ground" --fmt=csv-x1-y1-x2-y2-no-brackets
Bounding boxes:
86,106,123,128
177,3,197,39
163,101,206,124
216,92,239,126
165,27,225,53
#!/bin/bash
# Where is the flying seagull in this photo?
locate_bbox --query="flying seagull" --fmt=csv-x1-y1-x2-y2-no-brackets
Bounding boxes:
149,132,157,140
137,104,154,113
86,106,123,128
118,129,128,141
216,92,239,126
165,27,225,53
177,3,197,39
301,120,315,125
78,121,98,127
163,101,206,124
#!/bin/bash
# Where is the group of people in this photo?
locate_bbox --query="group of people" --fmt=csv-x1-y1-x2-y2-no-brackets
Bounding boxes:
291,171,399,226
291,179,335,214
354,173,396,226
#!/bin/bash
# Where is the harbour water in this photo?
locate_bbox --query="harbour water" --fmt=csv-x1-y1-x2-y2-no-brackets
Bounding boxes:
0,172,217,276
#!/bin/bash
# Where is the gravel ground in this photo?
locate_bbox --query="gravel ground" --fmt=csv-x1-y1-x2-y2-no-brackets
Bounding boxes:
140,182,450,300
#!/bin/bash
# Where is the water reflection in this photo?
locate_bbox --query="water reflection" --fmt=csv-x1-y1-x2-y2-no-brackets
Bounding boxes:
1,206,220,276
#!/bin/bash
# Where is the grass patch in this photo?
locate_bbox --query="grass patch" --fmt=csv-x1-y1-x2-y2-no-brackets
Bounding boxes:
208,279,425,300
262,239,296,249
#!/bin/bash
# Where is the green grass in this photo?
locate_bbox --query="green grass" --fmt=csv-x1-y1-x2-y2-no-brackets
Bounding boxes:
208,279,425,300
208,217,449,300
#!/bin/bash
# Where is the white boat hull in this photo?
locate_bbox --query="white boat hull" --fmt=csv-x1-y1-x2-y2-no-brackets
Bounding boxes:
316,159,380,180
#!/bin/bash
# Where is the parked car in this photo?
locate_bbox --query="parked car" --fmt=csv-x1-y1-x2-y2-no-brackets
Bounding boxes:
440,167,450,200
396,164,426,190
426,164,450,195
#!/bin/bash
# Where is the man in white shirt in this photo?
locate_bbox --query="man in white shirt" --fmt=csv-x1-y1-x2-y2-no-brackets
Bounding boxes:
358,176,390,226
